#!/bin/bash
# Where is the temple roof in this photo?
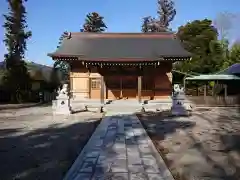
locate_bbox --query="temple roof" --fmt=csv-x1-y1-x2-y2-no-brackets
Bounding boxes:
48,32,191,62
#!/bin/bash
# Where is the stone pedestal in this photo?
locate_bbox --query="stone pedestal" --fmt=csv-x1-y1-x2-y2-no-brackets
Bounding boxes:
52,84,72,115
171,100,188,116
171,85,191,116
52,97,72,115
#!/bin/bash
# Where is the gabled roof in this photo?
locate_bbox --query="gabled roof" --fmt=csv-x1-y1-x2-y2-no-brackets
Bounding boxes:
48,32,191,62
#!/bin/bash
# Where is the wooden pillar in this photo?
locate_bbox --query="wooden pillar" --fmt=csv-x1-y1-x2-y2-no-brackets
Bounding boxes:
100,76,104,104
212,84,214,96
224,84,227,98
68,62,72,97
183,76,186,90
204,84,207,99
88,68,91,98
120,76,123,99
138,75,142,103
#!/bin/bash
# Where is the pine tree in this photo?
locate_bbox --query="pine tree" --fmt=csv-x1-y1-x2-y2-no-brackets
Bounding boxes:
3,0,32,102
82,12,107,32
157,0,176,29
141,0,176,32
141,17,151,32
53,31,70,83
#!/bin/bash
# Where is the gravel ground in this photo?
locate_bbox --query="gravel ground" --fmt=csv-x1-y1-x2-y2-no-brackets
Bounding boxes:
0,106,103,180
137,107,240,180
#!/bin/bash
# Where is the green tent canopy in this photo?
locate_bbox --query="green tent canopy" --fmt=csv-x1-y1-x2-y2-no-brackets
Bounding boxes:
185,74,240,81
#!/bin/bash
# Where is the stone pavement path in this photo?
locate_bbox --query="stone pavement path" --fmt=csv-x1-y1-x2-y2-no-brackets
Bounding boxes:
64,112,174,180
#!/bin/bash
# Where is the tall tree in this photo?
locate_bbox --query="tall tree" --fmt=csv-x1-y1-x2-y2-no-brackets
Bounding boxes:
53,31,69,83
157,0,176,29
141,16,151,32
213,12,237,40
142,0,176,32
213,12,239,63
229,43,240,66
3,0,32,102
176,19,222,74
82,12,107,32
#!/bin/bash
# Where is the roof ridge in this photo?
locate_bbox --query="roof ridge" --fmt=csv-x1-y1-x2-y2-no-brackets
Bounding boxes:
71,32,175,35
68,32,176,39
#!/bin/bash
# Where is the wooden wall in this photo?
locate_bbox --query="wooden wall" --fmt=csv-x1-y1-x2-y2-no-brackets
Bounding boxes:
154,62,172,98
69,61,172,100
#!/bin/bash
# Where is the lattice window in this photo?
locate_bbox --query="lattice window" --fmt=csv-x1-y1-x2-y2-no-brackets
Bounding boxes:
91,78,101,89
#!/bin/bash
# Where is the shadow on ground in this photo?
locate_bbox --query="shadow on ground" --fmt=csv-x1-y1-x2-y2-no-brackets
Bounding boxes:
137,108,240,180
2,106,239,180
137,111,195,141
0,102,52,111
0,116,101,180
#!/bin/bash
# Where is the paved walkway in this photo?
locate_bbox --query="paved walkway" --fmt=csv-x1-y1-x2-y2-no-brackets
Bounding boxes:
64,112,174,180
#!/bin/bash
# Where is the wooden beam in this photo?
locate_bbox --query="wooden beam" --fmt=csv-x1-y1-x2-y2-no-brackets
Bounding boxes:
100,76,105,104
138,75,142,103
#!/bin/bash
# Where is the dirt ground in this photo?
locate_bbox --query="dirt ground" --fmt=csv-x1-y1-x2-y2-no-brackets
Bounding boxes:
137,107,240,180
0,106,103,180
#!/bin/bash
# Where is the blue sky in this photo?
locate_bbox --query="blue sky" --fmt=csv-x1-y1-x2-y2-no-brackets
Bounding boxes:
0,0,239,66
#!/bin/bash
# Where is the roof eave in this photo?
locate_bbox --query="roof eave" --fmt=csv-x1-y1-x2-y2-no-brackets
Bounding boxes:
48,54,191,62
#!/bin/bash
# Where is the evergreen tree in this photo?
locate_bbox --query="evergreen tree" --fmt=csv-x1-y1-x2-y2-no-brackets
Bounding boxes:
176,19,222,74
229,43,240,66
141,0,176,32
53,31,69,83
3,0,32,102
141,16,151,32
82,12,107,32
157,0,176,29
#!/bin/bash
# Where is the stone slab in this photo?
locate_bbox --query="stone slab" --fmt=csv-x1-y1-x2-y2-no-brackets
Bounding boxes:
63,112,174,180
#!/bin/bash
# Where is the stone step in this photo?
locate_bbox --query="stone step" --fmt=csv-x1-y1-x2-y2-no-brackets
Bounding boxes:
105,106,143,112
143,104,171,112
71,99,112,105
146,99,172,104
106,104,142,108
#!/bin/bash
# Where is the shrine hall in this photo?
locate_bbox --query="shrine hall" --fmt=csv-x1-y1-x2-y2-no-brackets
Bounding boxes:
48,32,191,103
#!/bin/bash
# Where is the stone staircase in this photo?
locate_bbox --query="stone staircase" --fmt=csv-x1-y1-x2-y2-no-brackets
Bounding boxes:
70,99,106,112
70,95,193,114
104,99,143,112
143,98,172,112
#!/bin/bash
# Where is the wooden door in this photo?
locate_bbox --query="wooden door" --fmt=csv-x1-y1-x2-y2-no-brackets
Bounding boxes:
105,76,121,99
122,76,137,99
90,78,101,99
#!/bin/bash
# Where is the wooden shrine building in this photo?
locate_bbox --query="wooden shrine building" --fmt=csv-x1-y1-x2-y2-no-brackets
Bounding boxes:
48,32,191,103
